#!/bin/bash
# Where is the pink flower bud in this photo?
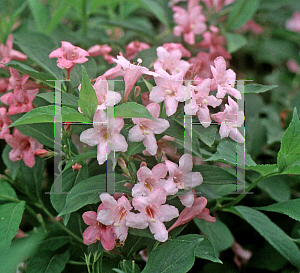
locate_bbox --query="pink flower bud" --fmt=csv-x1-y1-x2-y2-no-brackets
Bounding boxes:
34,149,49,158
134,86,141,98
72,163,82,171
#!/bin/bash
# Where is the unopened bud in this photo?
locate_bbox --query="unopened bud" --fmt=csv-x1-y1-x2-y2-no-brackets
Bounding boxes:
118,158,127,170
34,149,49,157
72,163,82,171
134,86,141,98
192,60,202,76
140,162,147,168
64,122,72,132
184,70,192,81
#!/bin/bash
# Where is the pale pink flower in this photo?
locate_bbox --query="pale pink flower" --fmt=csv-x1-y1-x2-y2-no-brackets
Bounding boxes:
168,196,215,231
162,43,191,58
87,44,114,63
128,103,170,155
286,11,300,33
0,78,9,93
132,163,167,197
49,41,89,79
164,154,203,206
97,194,132,242
4,128,43,167
126,187,179,242
287,59,300,73
154,46,191,75
0,35,27,69
189,52,212,79
141,92,151,106
139,248,148,262
103,54,158,102
210,56,241,99
82,207,115,249
184,79,222,127
150,69,186,116
125,41,151,60
211,96,244,143
172,3,206,44
231,241,252,268
80,109,128,165
0,107,11,139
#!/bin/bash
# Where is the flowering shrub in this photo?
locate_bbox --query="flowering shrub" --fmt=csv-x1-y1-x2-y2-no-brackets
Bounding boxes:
0,0,300,273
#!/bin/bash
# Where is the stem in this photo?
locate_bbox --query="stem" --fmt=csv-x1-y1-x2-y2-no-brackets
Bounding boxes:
68,260,86,265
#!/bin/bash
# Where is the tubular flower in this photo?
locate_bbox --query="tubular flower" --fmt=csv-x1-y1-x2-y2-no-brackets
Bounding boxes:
125,41,150,60
87,44,114,63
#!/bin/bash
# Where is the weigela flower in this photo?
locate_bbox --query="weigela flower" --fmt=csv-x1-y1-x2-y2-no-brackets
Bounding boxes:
87,44,114,63
238,20,264,34
154,46,191,75
0,35,27,69
150,68,186,116
231,241,252,268
49,41,89,79
97,194,132,243
0,107,11,139
82,207,115,250
126,187,179,242
172,2,206,45
184,79,222,127
210,56,241,99
5,128,43,167
80,109,128,165
72,163,82,171
131,163,167,197
0,78,9,93
164,154,203,206
128,103,170,155
162,43,191,58
287,59,300,73
286,11,300,33
211,96,244,143
125,41,151,60
168,196,215,231
189,52,212,79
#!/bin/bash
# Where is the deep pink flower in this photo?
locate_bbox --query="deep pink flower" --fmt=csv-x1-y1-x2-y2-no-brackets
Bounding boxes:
128,103,170,155
33,149,49,158
0,78,9,93
72,163,82,171
0,35,27,69
0,107,11,139
150,69,186,116
82,208,115,250
49,41,89,79
164,154,203,206
80,109,128,165
238,20,264,34
184,79,222,127
4,128,43,167
286,11,300,33
125,41,151,60
87,44,114,63
210,56,241,99
97,194,132,242
154,46,191,75
189,52,212,79
202,0,236,11
132,163,167,197
168,196,215,231
172,3,206,44
126,187,179,242
211,96,244,143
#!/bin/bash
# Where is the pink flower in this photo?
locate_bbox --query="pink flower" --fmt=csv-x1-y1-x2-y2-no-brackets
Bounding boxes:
184,79,222,127
0,78,9,93
189,52,212,79
150,69,186,116
210,56,241,99
125,41,151,60
172,3,206,44
80,109,128,165
72,163,82,171
126,187,179,242
0,35,27,69
231,241,252,268
164,154,203,206
141,92,151,106
33,149,49,157
287,59,300,73
162,43,191,58
128,103,170,155
0,107,11,139
286,11,300,33
49,41,89,79
168,196,215,231
4,128,43,167
238,20,264,34
211,96,244,143
97,194,132,243
132,163,167,197
87,44,114,63
82,207,115,250
154,46,191,75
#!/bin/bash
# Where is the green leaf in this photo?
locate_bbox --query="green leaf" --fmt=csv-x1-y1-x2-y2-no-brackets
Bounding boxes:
0,201,26,247
46,2,71,34
224,32,247,53
63,150,97,171
206,140,256,167
128,227,154,240
38,235,71,251
226,0,260,31
244,84,278,94
234,206,300,269
58,174,131,216
114,102,155,120
77,100,95,121
127,142,146,156
142,235,204,273
36,92,79,109
2,145,21,180
26,250,70,273
246,164,278,176
278,108,300,173
28,0,49,32
255,199,300,222
193,165,237,184
0,179,18,201
194,235,222,264
194,218,234,255
62,111,92,123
